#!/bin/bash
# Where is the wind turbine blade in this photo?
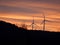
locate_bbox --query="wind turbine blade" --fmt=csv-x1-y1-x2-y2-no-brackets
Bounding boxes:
41,21,44,24
34,24,40,28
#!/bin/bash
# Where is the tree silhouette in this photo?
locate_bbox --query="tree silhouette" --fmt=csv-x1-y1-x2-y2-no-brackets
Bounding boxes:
20,23,27,30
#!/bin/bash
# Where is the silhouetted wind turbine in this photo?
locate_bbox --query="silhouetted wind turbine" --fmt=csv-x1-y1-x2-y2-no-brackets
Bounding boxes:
32,16,34,30
31,16,40,30
27,14,46,30
41,12,46,31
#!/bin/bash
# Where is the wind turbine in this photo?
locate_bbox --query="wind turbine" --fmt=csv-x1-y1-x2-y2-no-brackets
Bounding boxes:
41,12,46,31
31,16,40,30
32,16,34,30
27,14,46,30
26,16,35,30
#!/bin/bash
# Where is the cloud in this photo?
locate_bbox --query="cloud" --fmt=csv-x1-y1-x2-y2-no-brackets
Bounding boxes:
0,17,31,22
31,6,60,12
0,0,60,31
0,0,60,4
0,16,60,24
0,5,39,14
33,0,60,4
0,0,60,13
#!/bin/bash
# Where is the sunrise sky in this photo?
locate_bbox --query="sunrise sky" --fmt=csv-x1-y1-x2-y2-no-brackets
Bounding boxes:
0,0,60,32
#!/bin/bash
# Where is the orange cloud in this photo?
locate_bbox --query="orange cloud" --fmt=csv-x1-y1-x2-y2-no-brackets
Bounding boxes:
0,0,60,32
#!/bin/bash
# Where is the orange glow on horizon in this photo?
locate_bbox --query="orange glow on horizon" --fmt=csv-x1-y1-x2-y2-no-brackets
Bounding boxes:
0,0,60,32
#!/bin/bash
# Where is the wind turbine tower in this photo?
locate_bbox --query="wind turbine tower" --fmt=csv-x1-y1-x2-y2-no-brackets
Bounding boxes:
32,16,34,30
42,13,46,31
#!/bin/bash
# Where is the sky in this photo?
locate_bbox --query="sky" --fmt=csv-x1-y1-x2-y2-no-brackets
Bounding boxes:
0,0,60,32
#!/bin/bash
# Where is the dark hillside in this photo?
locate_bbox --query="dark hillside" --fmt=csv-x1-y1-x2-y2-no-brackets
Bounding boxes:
0,20,60,45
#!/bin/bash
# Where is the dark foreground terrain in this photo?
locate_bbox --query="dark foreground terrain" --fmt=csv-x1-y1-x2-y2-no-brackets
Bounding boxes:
0,21,60,45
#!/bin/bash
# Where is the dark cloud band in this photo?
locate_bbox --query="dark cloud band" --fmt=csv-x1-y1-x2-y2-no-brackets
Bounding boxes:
0,0,60,4
0,5,39,13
